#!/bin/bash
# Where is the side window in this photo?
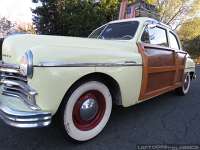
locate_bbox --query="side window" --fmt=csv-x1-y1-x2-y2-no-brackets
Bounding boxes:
141,28,150,43
141,26,168,47
169,32,180,50
88,25,106,39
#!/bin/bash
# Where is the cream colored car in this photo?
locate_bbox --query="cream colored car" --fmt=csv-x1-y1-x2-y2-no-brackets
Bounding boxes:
0,17,196,141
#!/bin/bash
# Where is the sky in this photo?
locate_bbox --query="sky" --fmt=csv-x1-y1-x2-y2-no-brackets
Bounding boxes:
0,0,37,23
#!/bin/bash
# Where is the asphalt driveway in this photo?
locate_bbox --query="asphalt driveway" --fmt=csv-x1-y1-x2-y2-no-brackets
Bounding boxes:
0,67,200,150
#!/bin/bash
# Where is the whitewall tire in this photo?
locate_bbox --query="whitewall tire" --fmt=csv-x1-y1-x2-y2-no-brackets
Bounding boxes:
176,73,191,95
62,81,112,141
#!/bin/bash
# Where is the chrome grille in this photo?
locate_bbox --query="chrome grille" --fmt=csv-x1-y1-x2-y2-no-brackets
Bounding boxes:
1,73,27,82
0,70,38,110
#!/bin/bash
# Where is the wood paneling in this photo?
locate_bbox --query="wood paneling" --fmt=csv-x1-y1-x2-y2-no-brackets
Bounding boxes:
137,42,187,101
146,49,175,67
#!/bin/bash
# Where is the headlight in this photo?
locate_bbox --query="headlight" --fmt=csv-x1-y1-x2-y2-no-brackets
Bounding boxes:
20,50,33,78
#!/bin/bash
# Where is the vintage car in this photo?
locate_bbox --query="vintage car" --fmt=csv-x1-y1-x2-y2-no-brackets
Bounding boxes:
0,17,196,141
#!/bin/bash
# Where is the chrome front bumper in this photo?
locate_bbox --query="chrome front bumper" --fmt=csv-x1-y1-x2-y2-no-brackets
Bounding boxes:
0,61,52,128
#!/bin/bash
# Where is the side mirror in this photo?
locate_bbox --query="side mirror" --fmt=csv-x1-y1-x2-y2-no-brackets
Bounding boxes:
147,24,157,29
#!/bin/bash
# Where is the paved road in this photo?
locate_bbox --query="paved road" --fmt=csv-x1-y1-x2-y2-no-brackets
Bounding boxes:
0,67,200,150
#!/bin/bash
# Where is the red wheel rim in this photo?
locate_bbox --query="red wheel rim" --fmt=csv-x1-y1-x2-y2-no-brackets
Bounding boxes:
72,90,106,131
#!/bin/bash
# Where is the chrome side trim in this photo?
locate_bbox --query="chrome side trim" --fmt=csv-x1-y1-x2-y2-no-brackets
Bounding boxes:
35,61,143,67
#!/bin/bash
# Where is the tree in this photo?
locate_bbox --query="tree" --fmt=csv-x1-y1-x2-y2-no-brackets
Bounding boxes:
156,0,200,29
178,18,200,59
145,0,156,4
0,17,15,38
32,0,120,37
16,23,36,34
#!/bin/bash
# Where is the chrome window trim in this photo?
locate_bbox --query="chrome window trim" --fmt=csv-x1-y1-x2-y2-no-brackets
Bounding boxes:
88,24,108,39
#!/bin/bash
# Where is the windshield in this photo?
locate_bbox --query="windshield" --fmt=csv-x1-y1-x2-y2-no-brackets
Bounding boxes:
89,21,139,40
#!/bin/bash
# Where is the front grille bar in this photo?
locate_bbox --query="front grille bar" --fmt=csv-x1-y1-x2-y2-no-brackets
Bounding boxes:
1,74,27,82
0,63,38,110
1,79,36,95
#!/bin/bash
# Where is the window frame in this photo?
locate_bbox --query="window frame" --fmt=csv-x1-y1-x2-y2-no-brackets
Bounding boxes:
140,24,169,48
88,24,108,39
98,21,140,40
89,21,140,40
168,31,181,50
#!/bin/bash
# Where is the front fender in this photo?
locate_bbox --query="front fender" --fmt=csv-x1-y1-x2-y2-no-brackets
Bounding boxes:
185,57,196,73
28,67,95,115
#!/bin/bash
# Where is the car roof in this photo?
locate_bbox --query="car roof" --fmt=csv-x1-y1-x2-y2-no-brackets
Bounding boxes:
108,17,172,30
109,17,152,23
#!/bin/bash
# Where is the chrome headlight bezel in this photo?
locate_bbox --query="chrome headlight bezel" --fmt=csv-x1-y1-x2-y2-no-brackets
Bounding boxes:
20,50,33,78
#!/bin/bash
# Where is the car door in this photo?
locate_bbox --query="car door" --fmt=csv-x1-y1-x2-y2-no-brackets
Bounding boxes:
138,24,178,101
168,31,187,86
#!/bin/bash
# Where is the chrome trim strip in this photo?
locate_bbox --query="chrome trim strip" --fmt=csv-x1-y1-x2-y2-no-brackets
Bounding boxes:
35,61,143,67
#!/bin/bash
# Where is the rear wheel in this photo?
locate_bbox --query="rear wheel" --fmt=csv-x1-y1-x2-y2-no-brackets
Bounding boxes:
61,81,112,141
175,73,191,96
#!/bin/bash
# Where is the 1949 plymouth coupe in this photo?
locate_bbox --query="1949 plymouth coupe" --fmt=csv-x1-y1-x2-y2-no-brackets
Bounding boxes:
0,17,196,141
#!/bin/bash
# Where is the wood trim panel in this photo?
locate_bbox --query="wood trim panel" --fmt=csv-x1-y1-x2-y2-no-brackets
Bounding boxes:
140,83,182,101
137,42,187,101
148,66,176,73
137,43,148,100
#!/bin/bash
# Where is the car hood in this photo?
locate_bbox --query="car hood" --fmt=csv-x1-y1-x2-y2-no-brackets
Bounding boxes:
2,34,142,65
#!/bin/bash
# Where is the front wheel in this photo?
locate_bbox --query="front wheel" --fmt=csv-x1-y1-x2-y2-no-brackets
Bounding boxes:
61,81,112,141
175,73,191,96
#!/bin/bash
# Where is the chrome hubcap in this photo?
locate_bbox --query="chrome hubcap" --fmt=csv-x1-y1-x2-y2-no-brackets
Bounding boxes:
80,98,99,121
184,75,189,90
